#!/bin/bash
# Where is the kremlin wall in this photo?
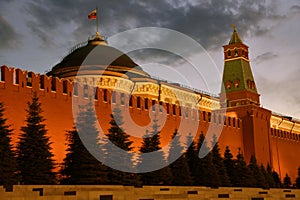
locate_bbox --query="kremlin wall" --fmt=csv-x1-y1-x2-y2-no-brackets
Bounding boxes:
0,28,300,181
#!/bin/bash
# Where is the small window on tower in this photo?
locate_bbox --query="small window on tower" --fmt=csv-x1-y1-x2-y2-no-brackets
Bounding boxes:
234,49,238,56
228,50,231,57
226,81,232,89
234,79,240,88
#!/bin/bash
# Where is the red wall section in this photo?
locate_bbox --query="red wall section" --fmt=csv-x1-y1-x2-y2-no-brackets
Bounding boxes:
0,65,245,172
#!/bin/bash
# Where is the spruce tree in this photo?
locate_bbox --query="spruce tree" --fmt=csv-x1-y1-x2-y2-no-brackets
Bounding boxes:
167,129,192,185
248,155,267,188
296,167,300,188
17,92,56,184
211,135,231,186
138,118,173,185
223,146,236,186
0,102,18,190
185,132,197,184
103,106,137,185
272,171,282,188
233,149,255,187
61,101,108,184
193,133,219,187
283,173,292,188
261,164,275,188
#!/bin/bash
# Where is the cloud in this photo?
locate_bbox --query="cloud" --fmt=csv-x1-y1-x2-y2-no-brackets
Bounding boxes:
253,52,278,64
0,16,20,51
21,0,284,49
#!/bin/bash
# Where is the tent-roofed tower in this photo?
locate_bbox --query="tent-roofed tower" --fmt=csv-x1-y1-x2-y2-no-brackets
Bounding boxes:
220,25,260,108
220,25,272,167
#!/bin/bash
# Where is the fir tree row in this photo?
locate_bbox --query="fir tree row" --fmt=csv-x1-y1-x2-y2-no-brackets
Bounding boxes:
0,93,300,190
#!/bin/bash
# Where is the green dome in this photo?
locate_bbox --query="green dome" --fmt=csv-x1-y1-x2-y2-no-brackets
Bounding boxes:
47,36,149,79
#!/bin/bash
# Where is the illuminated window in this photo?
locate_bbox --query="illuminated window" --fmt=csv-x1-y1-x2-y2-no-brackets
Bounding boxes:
226,81,232,89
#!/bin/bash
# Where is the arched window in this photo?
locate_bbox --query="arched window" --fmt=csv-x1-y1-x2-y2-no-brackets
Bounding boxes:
228,50,231,57
234,49,238,56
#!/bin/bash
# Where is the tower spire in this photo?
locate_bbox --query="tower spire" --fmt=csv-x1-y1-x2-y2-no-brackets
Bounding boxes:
229,24,243,45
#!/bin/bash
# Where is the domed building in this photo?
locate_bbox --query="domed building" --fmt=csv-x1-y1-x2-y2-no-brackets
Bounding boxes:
47,34,149,80
1,27,300,181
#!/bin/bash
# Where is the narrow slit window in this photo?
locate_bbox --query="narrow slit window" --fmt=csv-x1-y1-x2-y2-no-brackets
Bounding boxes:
144,98,148,110
159,101,163,112
172,104,176,115
103,89,108,102
166,103,170,114
137,97,141,108
120,93,125,105
73,83,78,96
129,96,133,107
83,85,88,98
112,92,116,104
152,100,156,111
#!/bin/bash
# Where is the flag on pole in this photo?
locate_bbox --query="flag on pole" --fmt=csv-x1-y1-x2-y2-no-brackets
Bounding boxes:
88,9,97,20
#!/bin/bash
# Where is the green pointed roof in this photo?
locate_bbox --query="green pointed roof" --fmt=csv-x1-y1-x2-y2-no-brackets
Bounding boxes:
229,25,243,45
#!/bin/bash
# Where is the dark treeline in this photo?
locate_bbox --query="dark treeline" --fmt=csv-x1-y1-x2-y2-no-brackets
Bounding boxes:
1,94,300,190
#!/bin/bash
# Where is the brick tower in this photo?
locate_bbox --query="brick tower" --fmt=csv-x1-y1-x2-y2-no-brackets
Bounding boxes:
220,25,272,165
